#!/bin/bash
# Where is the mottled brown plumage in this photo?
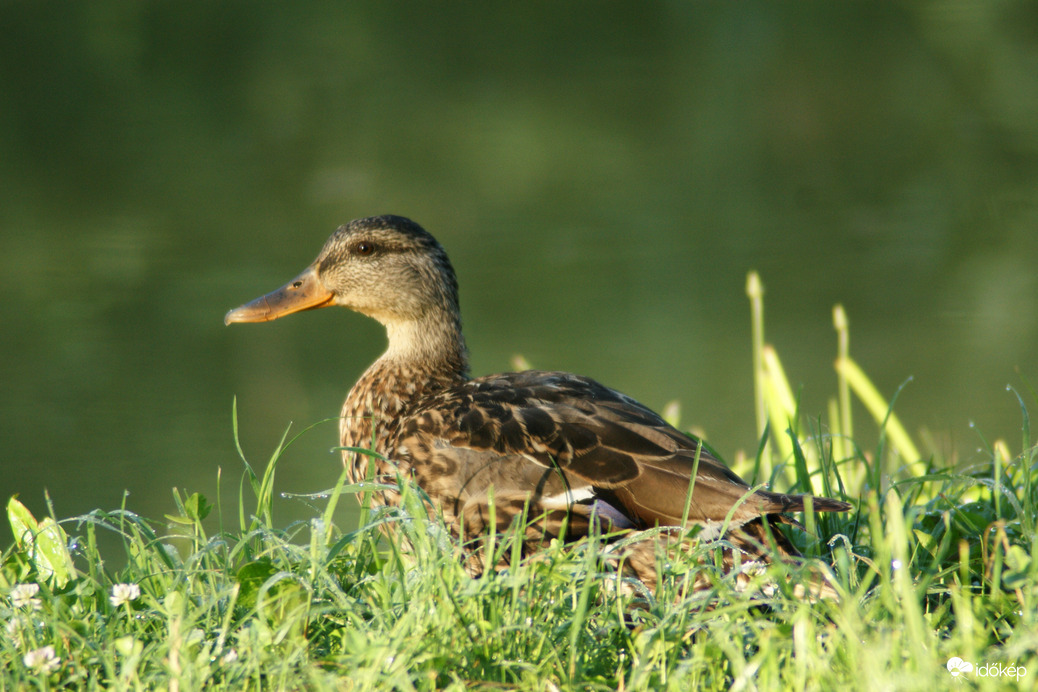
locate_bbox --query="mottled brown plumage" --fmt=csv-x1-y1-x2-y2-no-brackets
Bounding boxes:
226,215,851,594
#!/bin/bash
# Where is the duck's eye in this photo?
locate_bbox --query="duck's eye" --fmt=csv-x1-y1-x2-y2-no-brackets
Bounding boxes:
356,242,375,256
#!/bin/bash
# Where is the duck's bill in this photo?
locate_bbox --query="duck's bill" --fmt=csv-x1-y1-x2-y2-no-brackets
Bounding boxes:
224,264,335,325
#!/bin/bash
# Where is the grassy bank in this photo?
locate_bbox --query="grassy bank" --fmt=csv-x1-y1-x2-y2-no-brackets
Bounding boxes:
3,278,1036,690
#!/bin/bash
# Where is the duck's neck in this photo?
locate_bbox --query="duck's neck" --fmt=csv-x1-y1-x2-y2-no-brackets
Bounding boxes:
340,308,469,455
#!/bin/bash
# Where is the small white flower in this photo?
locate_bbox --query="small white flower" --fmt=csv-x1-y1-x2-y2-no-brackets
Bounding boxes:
109,583,141,607
220,648,238,664
23,645,61,674
5,618,22,648
10,583,42,611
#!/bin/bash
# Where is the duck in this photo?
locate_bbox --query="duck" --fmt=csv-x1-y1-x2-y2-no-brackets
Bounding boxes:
225,215,851,594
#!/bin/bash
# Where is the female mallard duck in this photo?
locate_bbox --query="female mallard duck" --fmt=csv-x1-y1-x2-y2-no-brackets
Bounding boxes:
225,215,851,592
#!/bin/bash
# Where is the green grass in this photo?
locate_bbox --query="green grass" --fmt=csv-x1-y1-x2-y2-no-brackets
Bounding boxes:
4,279,1038,690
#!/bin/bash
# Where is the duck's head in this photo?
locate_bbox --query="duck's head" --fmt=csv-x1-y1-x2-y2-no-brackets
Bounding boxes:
225,215,461,329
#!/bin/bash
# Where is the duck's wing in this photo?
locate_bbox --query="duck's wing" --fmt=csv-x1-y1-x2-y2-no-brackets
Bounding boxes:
397,371,850,533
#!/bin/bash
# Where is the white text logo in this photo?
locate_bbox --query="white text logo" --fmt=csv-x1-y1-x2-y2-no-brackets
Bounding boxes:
947,657,1027,682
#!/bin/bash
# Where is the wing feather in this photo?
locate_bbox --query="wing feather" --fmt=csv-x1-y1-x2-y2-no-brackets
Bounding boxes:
398,370,850,533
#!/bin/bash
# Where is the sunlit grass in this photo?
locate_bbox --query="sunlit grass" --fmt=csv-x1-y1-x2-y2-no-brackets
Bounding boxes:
3,277,1037,690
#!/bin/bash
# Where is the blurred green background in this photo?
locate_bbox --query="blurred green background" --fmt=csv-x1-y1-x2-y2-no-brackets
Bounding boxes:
2,2,1037,531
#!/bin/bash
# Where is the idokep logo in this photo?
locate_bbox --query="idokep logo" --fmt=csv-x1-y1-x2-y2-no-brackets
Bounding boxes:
946,657,973,677
947,657,1028,682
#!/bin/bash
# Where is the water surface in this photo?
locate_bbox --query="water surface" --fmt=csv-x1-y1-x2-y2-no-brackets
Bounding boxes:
2,2,1036,531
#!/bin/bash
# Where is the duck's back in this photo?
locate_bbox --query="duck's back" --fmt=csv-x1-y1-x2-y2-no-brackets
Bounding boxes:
390,371,839,544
